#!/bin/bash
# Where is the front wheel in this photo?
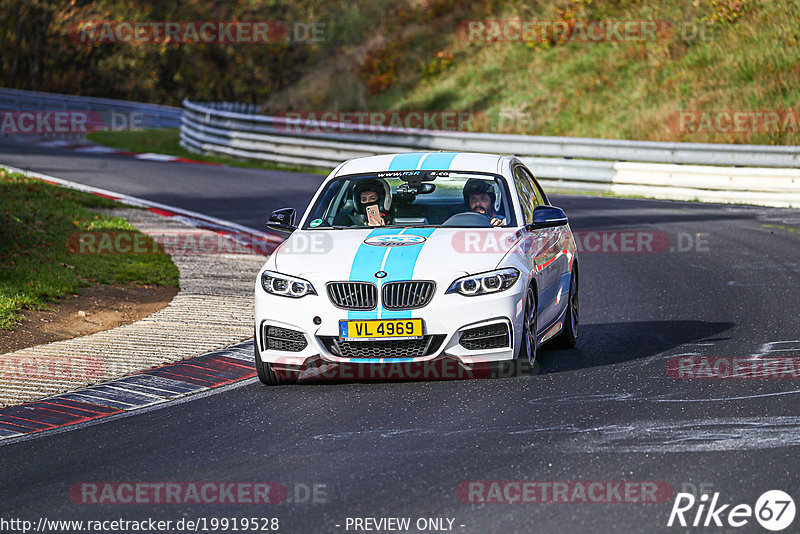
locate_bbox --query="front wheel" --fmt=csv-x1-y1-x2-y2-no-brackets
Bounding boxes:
548,266,578,349
254,328,296,386
256,357,286,386
511,285,539,376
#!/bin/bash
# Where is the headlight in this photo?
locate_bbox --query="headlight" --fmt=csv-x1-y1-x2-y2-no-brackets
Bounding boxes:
446,268,520,296
261,271,317,298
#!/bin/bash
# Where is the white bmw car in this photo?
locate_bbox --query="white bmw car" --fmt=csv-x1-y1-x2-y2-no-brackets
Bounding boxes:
254,152,578,384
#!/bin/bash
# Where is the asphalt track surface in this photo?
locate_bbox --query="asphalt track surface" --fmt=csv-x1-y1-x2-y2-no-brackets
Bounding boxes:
2,137,800,533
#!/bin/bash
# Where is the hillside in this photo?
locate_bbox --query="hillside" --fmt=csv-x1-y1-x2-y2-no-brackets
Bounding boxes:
264,0,799,144
2,0,798,144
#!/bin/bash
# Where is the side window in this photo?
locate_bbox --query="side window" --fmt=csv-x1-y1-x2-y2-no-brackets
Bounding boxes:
513,166,538,224
520,167,548,206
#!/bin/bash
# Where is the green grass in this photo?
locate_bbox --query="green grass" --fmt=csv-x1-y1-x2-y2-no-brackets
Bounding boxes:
764,224,800,236
266,0,800,145
0,171,179,330
87,129,328,175
386,0,799,144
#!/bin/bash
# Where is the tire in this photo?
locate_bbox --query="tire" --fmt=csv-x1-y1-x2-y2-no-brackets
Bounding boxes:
254,328,296,386
510,285,539,376
548,266,579,349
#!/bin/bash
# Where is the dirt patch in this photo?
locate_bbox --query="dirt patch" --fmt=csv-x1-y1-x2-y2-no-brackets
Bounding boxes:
0,284,178,354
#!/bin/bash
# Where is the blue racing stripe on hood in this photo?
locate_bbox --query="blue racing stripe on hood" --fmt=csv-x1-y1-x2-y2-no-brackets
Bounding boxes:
348,228,403,319
346,228,436,320
379,228,436,319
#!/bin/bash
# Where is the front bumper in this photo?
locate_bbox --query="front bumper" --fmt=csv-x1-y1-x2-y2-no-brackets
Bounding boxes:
254,285,525,369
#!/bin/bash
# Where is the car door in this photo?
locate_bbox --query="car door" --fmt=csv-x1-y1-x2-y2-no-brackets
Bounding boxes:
513,165,565,331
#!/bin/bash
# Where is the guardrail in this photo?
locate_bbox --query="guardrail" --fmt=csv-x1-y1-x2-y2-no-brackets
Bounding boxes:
181,100,800,167
181,99,800,208
0,87,181,129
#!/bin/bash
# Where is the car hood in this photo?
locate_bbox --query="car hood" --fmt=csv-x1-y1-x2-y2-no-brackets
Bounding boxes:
273,228,520,282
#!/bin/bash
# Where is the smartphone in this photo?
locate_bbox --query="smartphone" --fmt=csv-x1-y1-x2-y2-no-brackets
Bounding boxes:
366,204,383,226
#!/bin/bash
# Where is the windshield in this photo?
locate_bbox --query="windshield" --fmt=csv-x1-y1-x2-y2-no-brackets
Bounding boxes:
302,170,517,229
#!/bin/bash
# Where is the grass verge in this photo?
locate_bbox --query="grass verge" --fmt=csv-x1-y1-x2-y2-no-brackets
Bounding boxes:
87,129,329,175
0,170,179,330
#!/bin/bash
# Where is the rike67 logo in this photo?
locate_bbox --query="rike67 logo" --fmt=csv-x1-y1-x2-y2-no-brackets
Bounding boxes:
668,490,795,531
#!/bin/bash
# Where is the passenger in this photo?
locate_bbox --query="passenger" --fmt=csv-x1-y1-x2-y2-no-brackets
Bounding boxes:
462,178,505,227
334,178,394,227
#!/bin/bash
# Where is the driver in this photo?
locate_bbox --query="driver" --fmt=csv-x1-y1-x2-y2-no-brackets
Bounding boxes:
462,178,505,227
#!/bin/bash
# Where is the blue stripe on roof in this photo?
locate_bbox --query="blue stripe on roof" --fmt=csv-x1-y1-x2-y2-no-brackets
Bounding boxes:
419,152,458,170
388,153,427,170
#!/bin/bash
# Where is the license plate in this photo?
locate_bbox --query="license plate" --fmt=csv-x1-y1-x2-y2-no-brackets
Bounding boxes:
339,319,423,340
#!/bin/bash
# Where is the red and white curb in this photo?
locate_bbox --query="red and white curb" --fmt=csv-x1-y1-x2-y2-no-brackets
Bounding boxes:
0,341,256,442
0,164,288,438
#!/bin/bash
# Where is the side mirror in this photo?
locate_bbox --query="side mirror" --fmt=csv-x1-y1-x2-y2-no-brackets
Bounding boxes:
267,208,297,233
527,206,568,230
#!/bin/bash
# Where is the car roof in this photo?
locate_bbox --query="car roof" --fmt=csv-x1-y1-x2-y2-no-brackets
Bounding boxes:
333,152,513,178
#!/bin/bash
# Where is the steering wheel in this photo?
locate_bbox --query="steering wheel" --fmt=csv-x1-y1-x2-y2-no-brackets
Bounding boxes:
441,211,494,228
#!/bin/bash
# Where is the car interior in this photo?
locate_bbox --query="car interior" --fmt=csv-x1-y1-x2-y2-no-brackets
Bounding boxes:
321,176,508,227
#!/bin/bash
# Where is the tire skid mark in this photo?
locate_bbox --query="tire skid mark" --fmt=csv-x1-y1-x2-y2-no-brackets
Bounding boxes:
310,417,800,453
